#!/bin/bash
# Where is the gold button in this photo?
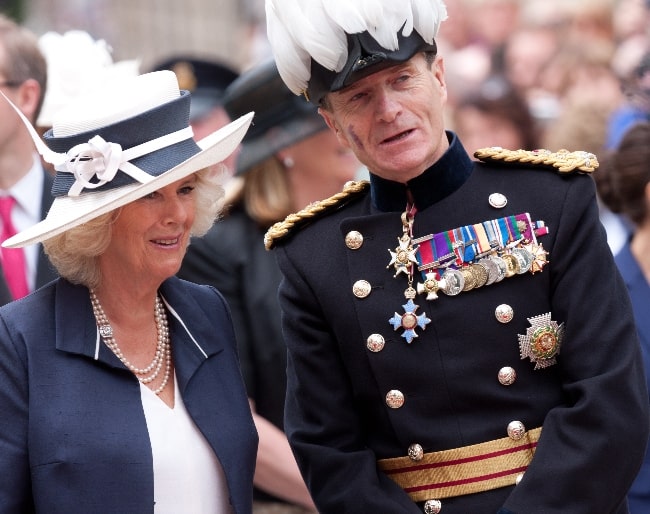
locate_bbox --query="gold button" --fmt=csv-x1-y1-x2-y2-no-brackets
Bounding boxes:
385,390,405,409
345,230,364,250
352,280,372,298
408,443,424,461
507,420,526,441
424,499,442,513
498,367,517,386
495,304,514,324
366,334,385,352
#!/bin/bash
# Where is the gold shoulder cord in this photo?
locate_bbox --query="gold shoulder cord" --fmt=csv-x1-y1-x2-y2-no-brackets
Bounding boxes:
264,180,370,250
474,148,599,174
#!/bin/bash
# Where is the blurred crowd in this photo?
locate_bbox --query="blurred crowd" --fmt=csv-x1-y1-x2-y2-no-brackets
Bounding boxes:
432,0,650,155
426,0,649,254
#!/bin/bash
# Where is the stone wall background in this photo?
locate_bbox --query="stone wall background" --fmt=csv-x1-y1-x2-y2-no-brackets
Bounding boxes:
23,0,269,73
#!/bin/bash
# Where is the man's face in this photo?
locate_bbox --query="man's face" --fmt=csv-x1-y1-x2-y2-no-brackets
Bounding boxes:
319,54,449,183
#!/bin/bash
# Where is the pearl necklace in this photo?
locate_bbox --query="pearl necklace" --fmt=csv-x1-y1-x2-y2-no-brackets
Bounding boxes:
90,290,171,395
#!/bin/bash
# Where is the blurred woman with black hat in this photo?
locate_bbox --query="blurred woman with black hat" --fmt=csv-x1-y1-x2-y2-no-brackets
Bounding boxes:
178,59,361,513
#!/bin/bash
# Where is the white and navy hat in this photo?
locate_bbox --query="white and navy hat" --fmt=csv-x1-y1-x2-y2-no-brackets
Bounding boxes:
2,70,253,248
265,0,448,104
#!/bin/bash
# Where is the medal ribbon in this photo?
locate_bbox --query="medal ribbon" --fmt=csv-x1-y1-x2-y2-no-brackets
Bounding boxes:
415,212,543,277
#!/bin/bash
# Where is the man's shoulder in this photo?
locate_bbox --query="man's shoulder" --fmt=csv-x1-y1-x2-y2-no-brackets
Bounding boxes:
264,180,370,250
473,147,598,175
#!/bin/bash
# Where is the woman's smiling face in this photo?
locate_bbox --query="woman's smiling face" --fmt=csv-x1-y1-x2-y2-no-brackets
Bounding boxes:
98,176,197,287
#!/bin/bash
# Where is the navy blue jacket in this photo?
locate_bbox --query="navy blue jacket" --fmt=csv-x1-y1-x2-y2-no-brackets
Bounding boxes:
274,134,649,513
616,241,650,514
0,276,258,513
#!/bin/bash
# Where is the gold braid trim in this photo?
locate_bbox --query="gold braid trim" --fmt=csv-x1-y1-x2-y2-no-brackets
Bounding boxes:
474,147,599,174
264,180,370,250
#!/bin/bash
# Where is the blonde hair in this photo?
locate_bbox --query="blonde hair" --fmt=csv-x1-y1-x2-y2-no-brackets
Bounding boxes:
43,168,223,288
242,156,293,228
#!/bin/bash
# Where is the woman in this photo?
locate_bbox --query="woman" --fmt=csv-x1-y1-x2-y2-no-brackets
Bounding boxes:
596,121,650,514
178,60,360,513
0,70,257,513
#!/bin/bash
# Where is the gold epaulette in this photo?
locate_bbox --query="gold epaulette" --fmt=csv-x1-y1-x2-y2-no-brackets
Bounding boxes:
474,147,598,174
264,180,370,250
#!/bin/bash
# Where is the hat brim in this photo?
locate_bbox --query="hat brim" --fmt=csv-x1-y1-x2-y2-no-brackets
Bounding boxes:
236,115,327,175
4,111,253,248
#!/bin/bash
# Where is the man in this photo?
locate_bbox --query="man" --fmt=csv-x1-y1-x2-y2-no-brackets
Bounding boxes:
0,15,56,306
262,1,650,513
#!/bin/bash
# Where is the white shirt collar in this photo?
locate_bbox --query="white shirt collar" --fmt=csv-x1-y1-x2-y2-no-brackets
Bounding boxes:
7,153,44,225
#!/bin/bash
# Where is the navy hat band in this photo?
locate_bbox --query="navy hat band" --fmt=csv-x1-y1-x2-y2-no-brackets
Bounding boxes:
46,92,202,197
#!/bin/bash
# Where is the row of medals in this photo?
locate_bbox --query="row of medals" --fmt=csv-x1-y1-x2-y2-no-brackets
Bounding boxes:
417,243,540,300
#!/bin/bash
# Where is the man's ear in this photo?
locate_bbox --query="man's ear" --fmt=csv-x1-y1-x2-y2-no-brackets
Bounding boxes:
15,78,42,125
433,56,447,103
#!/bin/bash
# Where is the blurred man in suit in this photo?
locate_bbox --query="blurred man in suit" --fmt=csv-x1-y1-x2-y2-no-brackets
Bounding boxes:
0,14,57,305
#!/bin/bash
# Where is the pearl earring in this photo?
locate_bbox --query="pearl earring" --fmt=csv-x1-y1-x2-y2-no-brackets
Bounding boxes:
283,156,294,169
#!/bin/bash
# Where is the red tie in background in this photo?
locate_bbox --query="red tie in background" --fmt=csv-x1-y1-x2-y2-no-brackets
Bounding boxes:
0,196,29,299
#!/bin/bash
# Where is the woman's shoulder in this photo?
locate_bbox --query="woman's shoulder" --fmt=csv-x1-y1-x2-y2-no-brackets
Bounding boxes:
164,275,222,299
0,280,59,326
161,276,231,319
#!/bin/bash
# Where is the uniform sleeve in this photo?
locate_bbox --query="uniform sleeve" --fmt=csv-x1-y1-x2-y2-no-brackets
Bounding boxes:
502,175,650,513
0,312,33,513
277,247,423,514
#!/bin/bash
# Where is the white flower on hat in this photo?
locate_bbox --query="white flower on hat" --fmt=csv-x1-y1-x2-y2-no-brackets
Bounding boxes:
37,30,140,127
265,0,448,96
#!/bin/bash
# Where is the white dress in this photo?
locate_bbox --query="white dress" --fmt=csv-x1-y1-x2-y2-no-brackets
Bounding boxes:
140,377,234,513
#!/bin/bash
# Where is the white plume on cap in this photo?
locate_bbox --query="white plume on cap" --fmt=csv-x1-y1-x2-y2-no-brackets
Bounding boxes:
265,0,448,95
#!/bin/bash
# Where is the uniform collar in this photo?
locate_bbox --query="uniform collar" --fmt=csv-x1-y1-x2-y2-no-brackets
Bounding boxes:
369,131,473,212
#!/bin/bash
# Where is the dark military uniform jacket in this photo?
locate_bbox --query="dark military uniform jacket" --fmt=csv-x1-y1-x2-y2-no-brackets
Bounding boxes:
272,133,649,514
